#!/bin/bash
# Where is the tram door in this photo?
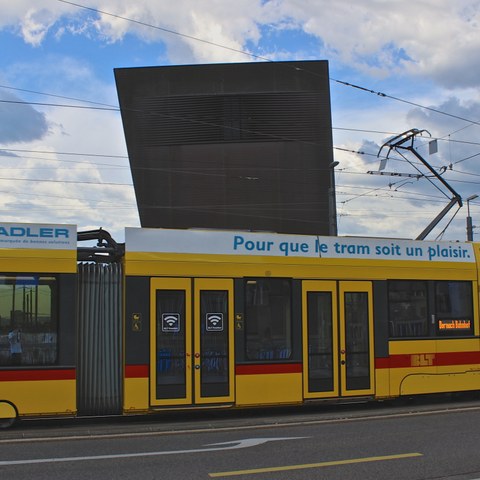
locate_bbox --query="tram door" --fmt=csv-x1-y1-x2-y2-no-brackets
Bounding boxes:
150,278,235,407
302,281,374,399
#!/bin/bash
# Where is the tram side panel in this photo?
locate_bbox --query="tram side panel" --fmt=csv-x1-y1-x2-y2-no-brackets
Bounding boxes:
233,278,304,406
124,276,150,413
123,228,480,413
0,273,77,417
372,281,390,398
378,267,480,398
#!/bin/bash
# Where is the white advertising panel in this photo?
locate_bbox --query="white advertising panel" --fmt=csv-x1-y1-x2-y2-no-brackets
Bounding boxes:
0,223,77,250
126,228,475,263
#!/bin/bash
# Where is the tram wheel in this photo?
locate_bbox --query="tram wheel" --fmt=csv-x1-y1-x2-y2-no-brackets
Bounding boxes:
0,401,17,429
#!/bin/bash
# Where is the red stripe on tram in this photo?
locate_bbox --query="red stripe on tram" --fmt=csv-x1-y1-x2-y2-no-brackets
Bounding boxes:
375,351,480,369
125,364,149,378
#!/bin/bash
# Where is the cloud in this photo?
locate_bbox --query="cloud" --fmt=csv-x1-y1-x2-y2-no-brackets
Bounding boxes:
1,0,480,242
277,1,480,88
20,7,58,46
0,48,135,238
0,90,49,143
0,101,137,238
3,0,480,88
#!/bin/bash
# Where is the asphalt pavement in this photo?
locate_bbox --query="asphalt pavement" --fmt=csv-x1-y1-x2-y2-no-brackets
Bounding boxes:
2,392,480,442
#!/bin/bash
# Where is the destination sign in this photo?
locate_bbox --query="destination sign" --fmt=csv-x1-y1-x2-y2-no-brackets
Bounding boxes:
438,319,472,331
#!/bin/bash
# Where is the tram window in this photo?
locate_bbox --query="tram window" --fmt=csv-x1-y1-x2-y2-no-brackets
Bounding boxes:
0,275,58,367
435,281,473,336
245,278,292,361
388,281,428,338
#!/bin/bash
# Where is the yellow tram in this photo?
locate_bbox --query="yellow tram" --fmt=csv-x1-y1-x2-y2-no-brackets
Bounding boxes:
1,222,480,425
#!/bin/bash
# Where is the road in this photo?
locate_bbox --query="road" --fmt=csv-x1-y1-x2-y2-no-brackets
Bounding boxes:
2,396,480,479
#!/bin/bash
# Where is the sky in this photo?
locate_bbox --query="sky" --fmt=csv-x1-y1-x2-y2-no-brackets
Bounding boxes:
1,0,480,243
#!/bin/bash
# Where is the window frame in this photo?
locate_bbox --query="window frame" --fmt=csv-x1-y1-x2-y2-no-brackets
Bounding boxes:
388,280,429,339
0,273,59,367
435,280,474,337
388,279,475,339
243,277,293,362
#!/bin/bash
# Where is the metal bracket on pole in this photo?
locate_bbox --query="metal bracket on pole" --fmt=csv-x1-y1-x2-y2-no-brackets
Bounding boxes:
378,129,463,240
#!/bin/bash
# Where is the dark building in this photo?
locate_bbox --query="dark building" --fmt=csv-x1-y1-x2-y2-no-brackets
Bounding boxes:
114,60,336,235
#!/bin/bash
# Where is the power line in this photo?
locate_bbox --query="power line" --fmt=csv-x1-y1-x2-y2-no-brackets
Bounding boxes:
0,98,117,111
0,188,133,205
453,151,480,165
2,91,479,175
2,86,480,150
3,144,479,187
335,127,480,148
330,79,480,127
3,2,479,199
0,147,447,179
56,0,480,130
0,84,117,109
0,160,453,207
0,147,127,159
57,0,273,64
0,2,476,226
0,176,131,187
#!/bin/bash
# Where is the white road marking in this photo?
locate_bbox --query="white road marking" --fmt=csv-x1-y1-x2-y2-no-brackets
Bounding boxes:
3,403,480,445
0,436,308,467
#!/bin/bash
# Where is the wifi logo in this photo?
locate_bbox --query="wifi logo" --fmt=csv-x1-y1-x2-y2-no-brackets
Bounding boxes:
161,313,180,332
206,313,224,332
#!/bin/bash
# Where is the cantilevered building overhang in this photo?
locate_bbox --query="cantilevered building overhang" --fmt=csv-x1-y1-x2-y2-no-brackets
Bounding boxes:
114,60,335,235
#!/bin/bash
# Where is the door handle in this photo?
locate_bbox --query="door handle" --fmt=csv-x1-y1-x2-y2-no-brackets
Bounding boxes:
341,360,346,365
195,365,201,370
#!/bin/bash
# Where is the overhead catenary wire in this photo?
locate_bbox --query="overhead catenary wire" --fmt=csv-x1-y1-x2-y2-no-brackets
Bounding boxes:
1,76,478,176
56,0,480,130
0,0,478,227
1,95,480,150
0,176,130,187
0,98,117,111
0,112,475,198
0,188,133,206
0,145,474,206
0,97,475,174
4,0,478,160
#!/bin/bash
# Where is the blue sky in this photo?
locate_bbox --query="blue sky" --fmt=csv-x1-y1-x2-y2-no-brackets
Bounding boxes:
1,0,480,242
